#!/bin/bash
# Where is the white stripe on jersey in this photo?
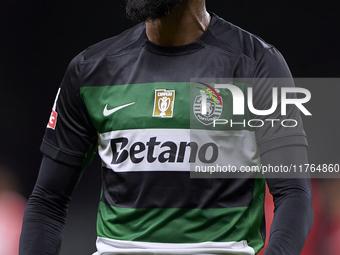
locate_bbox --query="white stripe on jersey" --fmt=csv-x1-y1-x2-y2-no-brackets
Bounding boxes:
98,129,260,173
93,237,255,255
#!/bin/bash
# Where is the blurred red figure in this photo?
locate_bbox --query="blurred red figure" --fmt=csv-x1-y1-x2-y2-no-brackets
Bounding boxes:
316,179,340,255
0,166,26,255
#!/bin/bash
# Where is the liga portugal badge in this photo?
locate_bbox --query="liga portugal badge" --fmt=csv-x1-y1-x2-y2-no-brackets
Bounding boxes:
47,88,61,130
152,89,175,118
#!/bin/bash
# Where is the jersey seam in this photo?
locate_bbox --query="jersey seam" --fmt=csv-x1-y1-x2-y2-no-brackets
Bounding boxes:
199,43,247,59
249,47,275,78
42,138,85,158
257,133,307,147
204,27,236,54
77,51,85,102
200,30,256,64
212,15,274,59
141,47,203,56
81,46,145,64
77,52,98,136
81,23,146,62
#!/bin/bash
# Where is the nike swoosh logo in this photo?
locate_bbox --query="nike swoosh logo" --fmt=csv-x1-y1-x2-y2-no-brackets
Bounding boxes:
103,102,135,117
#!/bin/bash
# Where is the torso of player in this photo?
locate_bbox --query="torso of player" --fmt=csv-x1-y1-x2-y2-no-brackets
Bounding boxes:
77,14,267,254
79,19,261,173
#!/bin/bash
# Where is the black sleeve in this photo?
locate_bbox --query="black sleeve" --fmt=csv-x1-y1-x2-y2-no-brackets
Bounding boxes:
263,146,314,255
41,52,97,167
251,47,308,155
251,47,313,254
19,156,83,255
20,52,97,254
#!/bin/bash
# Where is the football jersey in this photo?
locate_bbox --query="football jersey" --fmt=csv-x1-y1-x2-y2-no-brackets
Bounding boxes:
41,13,307,255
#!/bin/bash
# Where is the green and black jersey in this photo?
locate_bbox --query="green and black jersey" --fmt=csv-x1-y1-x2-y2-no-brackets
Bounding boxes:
41,13,307,255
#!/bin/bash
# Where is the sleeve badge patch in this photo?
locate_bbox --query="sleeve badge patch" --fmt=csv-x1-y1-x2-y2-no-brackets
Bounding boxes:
47,88,61,130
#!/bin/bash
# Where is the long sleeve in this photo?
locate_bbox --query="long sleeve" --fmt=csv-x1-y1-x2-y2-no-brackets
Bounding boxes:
263,146,314,255
19,156,83,255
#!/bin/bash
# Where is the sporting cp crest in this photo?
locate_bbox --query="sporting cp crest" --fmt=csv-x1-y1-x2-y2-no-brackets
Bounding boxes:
152,89,175,118
193,88,223,125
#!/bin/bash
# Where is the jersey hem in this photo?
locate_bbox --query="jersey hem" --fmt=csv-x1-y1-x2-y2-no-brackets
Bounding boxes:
258,134,308,156
40,139,85,167
95,237,255,255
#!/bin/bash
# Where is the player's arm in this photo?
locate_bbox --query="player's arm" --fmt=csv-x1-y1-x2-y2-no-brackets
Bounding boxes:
20,51,97,254
19,156,82,255
251,47,313,254
262,146,313,255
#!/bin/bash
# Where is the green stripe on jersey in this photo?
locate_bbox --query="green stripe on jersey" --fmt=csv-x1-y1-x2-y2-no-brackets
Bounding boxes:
247,176,266,253
80,82,253,133
97,183,265,253
98,203,250,243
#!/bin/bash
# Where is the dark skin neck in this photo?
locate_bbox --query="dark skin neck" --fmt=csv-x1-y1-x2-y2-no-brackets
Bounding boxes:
145,0,210,46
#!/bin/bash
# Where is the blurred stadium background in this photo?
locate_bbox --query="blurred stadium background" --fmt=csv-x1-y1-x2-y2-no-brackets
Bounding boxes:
1,0,339,254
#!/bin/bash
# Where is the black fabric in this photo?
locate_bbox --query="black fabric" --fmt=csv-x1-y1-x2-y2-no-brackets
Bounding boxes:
20,146,313,255
19,156,83,255
250,47,308,154
40,139,86,167
101,168,254,208
258,135,308,157
27,12,312,254
40,14,307,168
263,146,314,255
41,52,98,168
